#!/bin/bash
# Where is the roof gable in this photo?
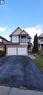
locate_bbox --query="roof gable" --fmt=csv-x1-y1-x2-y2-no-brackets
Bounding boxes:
9,27,31,39
39,33,43,38
10,27,22,36
20,30,31,38
20,30,28,35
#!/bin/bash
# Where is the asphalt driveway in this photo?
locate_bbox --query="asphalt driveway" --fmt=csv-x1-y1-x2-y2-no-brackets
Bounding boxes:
0,56,43,91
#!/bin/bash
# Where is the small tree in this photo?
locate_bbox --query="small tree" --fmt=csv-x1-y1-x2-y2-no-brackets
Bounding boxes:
32,34,38,53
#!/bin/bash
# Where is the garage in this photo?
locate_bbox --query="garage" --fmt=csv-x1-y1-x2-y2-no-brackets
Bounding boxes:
6,45,27,56
18,47,27,55
7,48,17,55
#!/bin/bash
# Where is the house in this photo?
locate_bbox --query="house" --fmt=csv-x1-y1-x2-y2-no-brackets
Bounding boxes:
0,36,8,51
38,33,43,54
6,27,31,56
0,36,8,56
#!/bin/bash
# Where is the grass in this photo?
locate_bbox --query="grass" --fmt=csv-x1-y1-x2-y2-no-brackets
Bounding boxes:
35,54,43,69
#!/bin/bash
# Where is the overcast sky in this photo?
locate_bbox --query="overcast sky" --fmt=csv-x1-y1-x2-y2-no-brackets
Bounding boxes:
0,0,43,41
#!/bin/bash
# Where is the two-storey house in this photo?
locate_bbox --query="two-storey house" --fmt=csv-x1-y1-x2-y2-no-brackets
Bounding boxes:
6,27,31,55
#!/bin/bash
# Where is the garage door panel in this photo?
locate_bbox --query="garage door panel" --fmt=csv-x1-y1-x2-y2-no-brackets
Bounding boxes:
7,48,16,55
7,46,27,56
18,48,27,55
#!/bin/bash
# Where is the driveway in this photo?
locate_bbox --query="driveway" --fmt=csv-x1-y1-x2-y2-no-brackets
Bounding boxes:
0,56,43,91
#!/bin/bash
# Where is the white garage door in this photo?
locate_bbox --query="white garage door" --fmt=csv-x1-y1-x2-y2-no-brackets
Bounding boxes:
18,47,27,55
7,48,16,55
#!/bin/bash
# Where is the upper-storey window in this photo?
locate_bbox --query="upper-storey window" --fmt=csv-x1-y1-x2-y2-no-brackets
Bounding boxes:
12,36,19,43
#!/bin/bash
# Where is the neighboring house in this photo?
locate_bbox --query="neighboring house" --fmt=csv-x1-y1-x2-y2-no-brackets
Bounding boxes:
38,33,43,54
6,27,31,56
0,36,8,56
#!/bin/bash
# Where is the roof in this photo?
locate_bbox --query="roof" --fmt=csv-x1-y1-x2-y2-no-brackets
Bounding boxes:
6,42,32,45
9,27,22,37
9,27,31,38
5,41,20,45
20,30,29,35
39,33,43,38
0,36,8,42
20,30,31,38
0,36,9,45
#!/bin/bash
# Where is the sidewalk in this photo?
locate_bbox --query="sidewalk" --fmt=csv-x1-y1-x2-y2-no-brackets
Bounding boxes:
0,86,43,95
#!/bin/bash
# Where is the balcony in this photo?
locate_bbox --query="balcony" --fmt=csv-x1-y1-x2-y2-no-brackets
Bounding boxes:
20,39,28,45
19,35,30,45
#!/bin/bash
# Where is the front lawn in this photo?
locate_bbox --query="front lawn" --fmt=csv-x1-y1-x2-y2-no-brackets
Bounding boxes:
35,54,43,69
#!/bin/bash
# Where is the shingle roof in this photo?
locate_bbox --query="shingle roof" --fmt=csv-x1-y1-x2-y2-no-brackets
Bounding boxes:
39,33,43,38
20,30,28,35
0,36,8,42
19,30,31,38
9,27,31,38
0,36,9,44
9,27,22,36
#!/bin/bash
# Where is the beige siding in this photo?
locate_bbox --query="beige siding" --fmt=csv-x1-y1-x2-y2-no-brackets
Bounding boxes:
13,28,22,35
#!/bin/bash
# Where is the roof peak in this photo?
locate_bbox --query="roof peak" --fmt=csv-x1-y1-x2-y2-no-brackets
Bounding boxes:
9,27,22,37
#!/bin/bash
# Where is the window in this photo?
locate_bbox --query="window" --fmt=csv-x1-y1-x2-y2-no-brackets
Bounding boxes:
12,36,19,43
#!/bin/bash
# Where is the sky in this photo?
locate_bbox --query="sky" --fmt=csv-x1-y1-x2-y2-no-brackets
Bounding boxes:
0,0,43,41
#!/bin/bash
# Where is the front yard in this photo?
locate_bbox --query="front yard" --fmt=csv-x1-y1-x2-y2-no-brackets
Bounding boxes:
35,54,43,70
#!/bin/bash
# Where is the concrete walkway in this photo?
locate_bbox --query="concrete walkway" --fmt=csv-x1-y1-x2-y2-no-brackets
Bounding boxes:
28,53,36,60
0,86,43,95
